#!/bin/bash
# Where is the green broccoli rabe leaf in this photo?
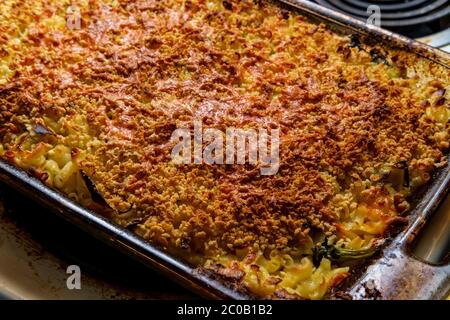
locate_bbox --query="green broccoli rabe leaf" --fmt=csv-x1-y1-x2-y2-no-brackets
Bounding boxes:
312,239,378,267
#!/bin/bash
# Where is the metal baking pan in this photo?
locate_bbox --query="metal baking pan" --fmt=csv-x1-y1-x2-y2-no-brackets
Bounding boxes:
0,0,449,300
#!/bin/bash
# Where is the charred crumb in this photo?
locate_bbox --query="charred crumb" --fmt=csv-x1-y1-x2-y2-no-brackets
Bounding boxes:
222,1,232,10
199,265,248,293
373,104,391,119
273,289,305,300
369,48,389,65
362,280,382,300
70,148,81,158
218,265,245,282
253,0,263,7
280,9,290,20
337,45,351,59
349,34,362,49
411,114,420,127
330,291,353,300
180,237,191,249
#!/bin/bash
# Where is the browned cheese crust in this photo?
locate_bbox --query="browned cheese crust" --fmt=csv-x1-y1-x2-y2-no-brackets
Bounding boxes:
0,0,449,298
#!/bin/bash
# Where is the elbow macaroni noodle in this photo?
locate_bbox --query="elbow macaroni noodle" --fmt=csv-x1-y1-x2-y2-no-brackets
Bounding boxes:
0,0,449,299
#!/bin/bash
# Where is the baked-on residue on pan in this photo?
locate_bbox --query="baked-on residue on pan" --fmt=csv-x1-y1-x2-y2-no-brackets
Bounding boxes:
0,0,449,299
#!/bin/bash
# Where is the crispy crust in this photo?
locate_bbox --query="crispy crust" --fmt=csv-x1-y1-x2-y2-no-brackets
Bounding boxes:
0,0,449,298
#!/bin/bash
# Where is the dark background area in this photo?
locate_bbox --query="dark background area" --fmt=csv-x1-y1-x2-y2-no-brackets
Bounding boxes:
0,181,196,300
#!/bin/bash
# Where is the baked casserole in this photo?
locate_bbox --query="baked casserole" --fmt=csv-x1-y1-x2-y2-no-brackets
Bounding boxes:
0,0,449,299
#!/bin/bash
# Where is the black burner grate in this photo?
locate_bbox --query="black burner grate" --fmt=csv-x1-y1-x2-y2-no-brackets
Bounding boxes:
313,0,450,36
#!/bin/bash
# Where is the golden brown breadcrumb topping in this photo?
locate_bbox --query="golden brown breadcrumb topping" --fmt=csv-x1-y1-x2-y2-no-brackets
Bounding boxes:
0,0,449,299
